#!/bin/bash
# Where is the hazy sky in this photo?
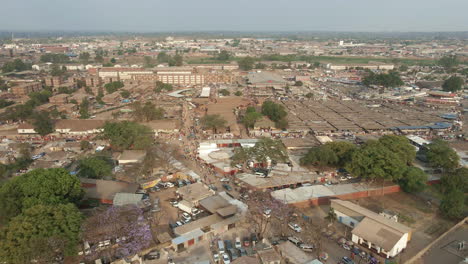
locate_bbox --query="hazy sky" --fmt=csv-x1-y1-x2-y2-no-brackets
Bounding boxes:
2,0,468,32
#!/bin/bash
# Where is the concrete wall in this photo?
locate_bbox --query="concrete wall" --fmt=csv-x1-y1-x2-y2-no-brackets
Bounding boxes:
289,184,402,208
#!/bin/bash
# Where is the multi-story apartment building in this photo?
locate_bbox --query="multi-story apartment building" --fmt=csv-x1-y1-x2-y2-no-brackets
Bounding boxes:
11,82,42,96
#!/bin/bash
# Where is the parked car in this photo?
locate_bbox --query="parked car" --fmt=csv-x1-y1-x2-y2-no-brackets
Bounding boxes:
263,208,272,218
242,237,250,247
288,223,302,233
169,222,178,229
168,258,175,264
182,212,191,220
342,256,355,264
228,248,239,261
342,244,351,250
235,237,241,248
351,247,360,255
239,248,247,256
220,178,230,182
170,200,179,207
222,253,230,264
222,184,232,191
300,244,314,251
166,182,175,188
176,221,183,226
212,251,220,262
288,236,302,247
144,250,160,260
250,234,258,245
224,240,233,250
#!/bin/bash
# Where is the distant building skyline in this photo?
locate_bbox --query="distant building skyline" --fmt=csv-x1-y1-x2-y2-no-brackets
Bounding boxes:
1,0,467,32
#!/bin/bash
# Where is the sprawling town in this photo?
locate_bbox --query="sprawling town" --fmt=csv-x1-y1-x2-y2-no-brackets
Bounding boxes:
0,28,467,264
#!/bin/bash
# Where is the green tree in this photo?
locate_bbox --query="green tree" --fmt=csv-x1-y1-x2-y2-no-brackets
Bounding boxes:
347,141,406,181
325,207,337,223
0,203,83,263
104,81,124,94
217,50,231,61
425,139,459,170
200,114,227,133
362,71,404,88
0,168,83,224
1,59,31,72
171,54,183,66
32,111,54,136
131,101,165,122
79,52,90,63
261,101,288,128
120,90,131,98
238,56,256,71
154,81,173,92
78,156,113,179
300,145,338,168
440,168,468,194
234,91,243,96
294,81,303,86
80,140,92,150
442,76,464,92
50,64,66,76
439,189,464,219
143,56,154,67
219,89,230,96
40,53,70,63
438,55,459,73
398,167,428,193
242,111,263,129
378,135,416,165
79,98,90,119
254,63,267,69
249,138,288,165
157,52,170,63
94,54,104,63
110,58,117,64
102,121,153,150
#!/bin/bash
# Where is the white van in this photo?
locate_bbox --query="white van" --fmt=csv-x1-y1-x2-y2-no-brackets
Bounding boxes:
218,240,225,254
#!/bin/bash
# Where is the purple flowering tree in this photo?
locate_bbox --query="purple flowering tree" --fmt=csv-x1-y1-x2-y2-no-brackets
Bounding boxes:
82,205,153,260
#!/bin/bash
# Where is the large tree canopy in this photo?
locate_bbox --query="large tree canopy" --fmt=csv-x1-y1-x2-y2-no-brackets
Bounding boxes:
102,121,153,150
300,141,356,168
0,168,83,224
362,71,404,88
231,138,288,167
78,155,113,179
0,203,83,263
425,139,459,170
347,141,406,181
200,114,227,133
378,135,416,165
442,76,464,92
398,167,428,193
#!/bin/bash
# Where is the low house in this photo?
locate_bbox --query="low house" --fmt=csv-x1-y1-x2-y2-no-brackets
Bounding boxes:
142,119,181,136
18,119,105,135
277,241,315,264
232,256,260,264
113,193,144,206
257,248,281,264
49,94,69,104
331,199,412,258
80,178,139,205
176,182,215,206
117,150,147,164
171,193,244,252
